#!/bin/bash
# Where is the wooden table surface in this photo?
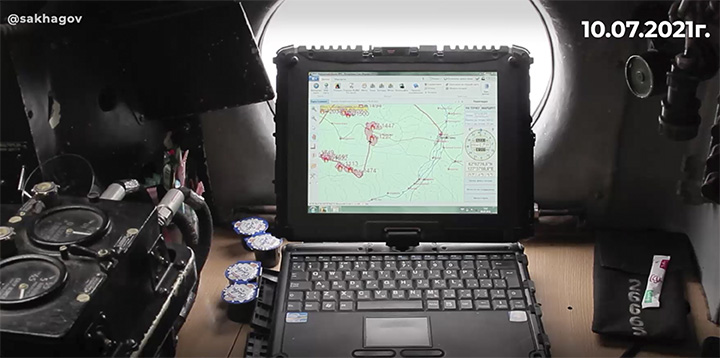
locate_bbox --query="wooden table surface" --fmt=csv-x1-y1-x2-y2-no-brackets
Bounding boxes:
176,229,719,357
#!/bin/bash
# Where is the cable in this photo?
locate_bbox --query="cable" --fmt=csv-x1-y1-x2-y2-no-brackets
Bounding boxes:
22,154,97,203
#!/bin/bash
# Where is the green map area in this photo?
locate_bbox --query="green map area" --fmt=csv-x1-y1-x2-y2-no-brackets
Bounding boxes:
314,103,465,205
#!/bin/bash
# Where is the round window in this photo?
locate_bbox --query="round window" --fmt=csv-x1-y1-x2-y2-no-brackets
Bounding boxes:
260,0,553,114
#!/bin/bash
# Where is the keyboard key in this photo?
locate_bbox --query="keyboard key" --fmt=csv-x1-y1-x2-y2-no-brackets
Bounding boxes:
410,270,425,279
489,254,502,260
397,255,409,260
408,290,423,299
508,289,523,299
476,260,491,269
437,255,449,260
415,279,430,289
479,279,493,288
357,301,423,311
287,302,302,311
291,256,304,262
410,255,423,260
475,300,491,310
445,261,459,269
399,261,413,270
492,261,515,269
450,255,463,260
489,270,501,279
331,256,343,261
490,289,506,299
398,280,413,289
465,279,479,288
383,255,395,261
291,272,309,281
314,281,330,291
459,300,473,310
348,280,363,290
381,280,396,289
426,300,441,310
322,291,337,301
373,290,388,300
291,262,305,271
428,270,442,279
354,262,368,271
318,256,330,262
307,262,321,271
304,256,317,262
503,254,515,260
288,291,303,301
322,262,337,271
443,270,459,279
322,301,336,311
357,291,372,300
442,289,456,299
493,279,507,289
501,270,521,288
430,260,443,269
311,272,326,281
339,301,354,311
365,281,379,289
344,256,356,262
395,271,409,280
361,271,376,280
460,260,475,269
425,290,440,299
289,281,312,290
510,300,526,310
328,271,342,281
476,270,488,278
358,255,370,261
473,289,489,299
340,291,354,300
463,254,475,260
378,271,393,280
460,270,475,279
345,271,359,280
432,279,447,289
332,281,347,290
369,262,382,271
304,302,320,311
443,300,457,310
492,300,509,310
476,254,488,260
391,290,406,299
383,261,397,270
458,289,472,299
305,291,320,301
449,279,464,289
414,261,429,270
338,262,352,271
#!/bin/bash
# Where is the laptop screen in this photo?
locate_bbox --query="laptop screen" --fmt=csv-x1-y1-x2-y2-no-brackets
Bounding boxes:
307,71,498,214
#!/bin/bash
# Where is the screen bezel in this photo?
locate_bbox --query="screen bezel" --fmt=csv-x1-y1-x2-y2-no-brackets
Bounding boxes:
275,46,533,242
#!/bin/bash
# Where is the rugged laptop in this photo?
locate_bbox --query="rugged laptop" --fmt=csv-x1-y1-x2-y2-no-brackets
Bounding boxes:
270,45,549,357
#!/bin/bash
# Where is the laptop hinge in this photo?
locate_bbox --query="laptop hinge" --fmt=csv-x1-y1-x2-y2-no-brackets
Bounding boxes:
384,227,421,251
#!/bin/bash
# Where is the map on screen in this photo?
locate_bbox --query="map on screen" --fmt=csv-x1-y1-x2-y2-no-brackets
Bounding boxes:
307,72,498,214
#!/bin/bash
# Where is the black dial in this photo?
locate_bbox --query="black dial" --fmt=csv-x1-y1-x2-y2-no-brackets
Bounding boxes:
30,205,109,247
0,255,68,305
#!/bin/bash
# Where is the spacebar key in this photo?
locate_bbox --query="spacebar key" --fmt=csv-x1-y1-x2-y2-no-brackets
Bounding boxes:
357,301,424,311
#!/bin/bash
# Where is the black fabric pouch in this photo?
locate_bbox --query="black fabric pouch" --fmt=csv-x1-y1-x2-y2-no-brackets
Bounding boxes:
592,230,694,341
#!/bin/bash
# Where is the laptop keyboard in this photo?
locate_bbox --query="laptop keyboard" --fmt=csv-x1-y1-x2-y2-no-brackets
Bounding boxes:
285,254,527,312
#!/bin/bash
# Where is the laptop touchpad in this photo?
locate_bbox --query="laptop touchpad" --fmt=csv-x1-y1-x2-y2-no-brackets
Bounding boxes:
364,317,431,348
